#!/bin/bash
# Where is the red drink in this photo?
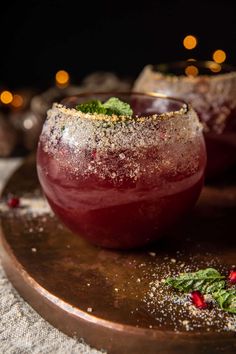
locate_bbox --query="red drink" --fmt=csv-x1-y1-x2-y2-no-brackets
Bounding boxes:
37,93,206,249
135,62,236,178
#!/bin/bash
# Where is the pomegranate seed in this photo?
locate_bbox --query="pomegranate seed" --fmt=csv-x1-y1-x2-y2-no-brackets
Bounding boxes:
91,149,97,159
190,290,207,309
229,270,236,284
7,196,20,208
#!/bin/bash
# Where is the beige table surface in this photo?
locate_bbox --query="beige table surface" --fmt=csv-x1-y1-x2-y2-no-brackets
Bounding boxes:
0,158,104,354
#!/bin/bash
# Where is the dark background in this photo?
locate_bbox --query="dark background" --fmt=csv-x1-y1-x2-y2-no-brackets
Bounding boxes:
0,0,236,90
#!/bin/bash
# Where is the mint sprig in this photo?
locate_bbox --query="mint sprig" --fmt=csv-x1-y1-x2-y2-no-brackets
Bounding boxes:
76,97,133,116
103,97,133,116
165,267,236,314
75,100,107,114
165,268,225,294
213,289,236,314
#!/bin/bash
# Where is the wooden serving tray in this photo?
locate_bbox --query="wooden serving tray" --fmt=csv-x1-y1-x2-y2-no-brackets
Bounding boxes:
0,155,236,354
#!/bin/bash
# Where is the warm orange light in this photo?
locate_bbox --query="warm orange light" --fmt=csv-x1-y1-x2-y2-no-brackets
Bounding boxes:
213,49,226,64
209,62,222,73
0,90,13,104
185,65,199,77
11,94,24,108
183,35,197,50
187,58,196,62
55,70,70,87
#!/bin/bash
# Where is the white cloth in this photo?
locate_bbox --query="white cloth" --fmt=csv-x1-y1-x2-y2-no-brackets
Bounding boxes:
0,158,103,354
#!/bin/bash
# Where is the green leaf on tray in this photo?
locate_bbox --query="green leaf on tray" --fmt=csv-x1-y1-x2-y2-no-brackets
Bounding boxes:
213,289,236,314
165,268,226,294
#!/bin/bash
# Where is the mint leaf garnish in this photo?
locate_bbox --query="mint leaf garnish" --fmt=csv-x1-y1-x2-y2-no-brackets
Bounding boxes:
103,97,133,116
165,268,225,294
213,289,236,314
76,97,133,116
75,100,107,114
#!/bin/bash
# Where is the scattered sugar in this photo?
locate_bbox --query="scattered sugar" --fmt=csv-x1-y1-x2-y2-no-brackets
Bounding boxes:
148,252,156,257
143,255,236,333
119,153,126,160
0,197,52,217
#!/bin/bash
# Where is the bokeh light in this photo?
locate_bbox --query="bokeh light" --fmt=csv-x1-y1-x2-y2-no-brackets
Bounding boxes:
0,90,13,104
11,94,24,108
183,35,197,50
209,62,222,73
213,50,226,64
55,70,70,87
185,65,199,77
23,117,34,129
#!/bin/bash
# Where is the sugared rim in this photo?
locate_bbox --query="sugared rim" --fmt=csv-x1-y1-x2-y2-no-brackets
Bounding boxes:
58,91,190,123
151,61,236,81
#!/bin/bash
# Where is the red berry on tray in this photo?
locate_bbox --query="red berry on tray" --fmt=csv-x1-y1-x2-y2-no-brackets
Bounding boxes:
7,196,20,208
190,291,208,309
228,270,236,284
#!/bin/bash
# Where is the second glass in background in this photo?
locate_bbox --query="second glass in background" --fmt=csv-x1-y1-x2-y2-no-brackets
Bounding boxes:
134,61,236,178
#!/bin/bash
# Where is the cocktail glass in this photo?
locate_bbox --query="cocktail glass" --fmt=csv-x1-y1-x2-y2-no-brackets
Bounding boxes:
134,61,236,178
37,92,206,249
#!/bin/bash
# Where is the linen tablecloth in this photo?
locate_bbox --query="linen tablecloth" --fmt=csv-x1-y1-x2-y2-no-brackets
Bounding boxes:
0,158,103,354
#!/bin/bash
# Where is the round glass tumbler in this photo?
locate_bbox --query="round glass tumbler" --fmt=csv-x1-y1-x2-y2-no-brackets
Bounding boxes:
134,62,236,178
37,92,206,249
